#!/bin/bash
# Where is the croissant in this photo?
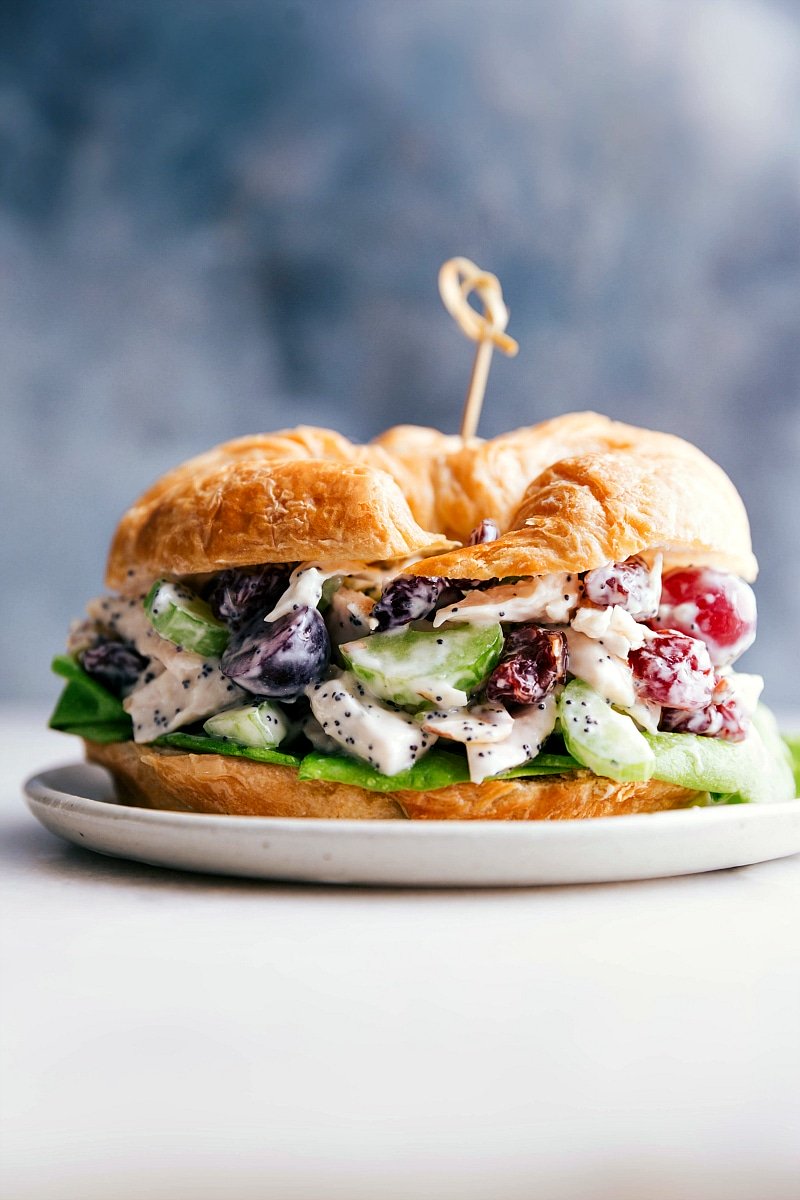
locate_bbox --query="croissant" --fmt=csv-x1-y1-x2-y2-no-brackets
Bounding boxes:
53,412,791,821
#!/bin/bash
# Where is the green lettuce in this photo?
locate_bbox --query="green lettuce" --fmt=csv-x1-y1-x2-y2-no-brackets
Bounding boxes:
644,705,796,805
782,734,800,796
155,730,300,768
49,655,133,743
298,748,580,793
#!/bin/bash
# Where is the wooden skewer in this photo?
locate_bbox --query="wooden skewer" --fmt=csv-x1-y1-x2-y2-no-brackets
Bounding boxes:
438,257,519,441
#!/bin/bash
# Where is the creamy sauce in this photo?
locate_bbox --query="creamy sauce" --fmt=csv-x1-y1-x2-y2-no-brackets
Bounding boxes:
306,672,438,776
85,594,245,742
571,604,648,658
326,587,375,648
564,628,636,708
433,573,580,628
466,694,559,785
419,702,514,745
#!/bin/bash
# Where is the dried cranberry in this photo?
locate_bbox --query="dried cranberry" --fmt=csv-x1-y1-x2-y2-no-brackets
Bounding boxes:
658,568,757,666
661,677,748,741
629,629,714,711
583,556,659,619
486,626,568,705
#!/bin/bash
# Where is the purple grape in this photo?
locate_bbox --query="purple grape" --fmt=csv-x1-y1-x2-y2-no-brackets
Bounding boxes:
485,627,568,705
371,576,447,631
207,564,294,627
220,606,330,698
468,519,500,545
81,640,149,697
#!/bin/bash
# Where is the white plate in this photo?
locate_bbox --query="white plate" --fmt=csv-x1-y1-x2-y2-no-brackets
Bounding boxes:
23,761,800,887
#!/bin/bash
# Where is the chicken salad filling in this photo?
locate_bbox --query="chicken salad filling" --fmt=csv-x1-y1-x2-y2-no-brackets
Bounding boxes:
52,523,795,804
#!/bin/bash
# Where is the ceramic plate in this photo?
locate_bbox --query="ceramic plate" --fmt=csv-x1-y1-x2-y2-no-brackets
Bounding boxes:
22,761,800,887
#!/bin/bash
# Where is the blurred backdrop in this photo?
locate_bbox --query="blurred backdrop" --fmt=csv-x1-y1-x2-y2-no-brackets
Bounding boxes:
2,0,799,705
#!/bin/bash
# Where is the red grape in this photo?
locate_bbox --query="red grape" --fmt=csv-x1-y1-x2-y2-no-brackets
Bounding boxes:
81,639,149,697
661,678,748,742
207,564,293,628
486,626,568,705
658,568,756,666
629,629,714,710
582,556,660,620
371,576,446,630
220,606,330,698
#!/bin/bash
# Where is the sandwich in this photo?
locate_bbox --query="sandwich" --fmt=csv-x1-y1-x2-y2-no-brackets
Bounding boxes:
49,411,797,819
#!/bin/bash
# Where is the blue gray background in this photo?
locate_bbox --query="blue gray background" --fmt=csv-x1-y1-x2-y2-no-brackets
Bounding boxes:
2,0,799,706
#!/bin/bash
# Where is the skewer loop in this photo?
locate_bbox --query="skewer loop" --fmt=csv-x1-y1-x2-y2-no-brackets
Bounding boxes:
438,257,519,441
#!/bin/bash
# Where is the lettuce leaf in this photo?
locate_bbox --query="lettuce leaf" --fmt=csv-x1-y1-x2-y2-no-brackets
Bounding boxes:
782,733,800,796
498,752,581,779
644,705,796,804
154,730,300,767
49,655,133,743
298,748,579,793
299,748,469,792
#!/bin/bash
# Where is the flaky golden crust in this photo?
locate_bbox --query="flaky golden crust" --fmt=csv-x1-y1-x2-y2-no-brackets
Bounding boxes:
86,740,406,819
423,412,648,540
103,412,753,590
395,411,725,543
106,412,755,589
409,444,757,583
395,773,699,820
107,458,452,591
369,425,469,531
86,740,700,821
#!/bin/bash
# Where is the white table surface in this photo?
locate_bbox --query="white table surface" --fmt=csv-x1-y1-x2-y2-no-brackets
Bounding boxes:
3,708,799,1200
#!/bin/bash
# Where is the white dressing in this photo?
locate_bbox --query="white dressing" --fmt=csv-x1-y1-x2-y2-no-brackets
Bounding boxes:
721,672,764,715
306,672,437,776
326,587,375,648
621,696,662,735
124,661,243,742
571,604,648,658
466,694,559,785
433,573,580,628
418,702,514,744
86,594,246,742
265,566,332,622
564,628,636,708
266,560,394,624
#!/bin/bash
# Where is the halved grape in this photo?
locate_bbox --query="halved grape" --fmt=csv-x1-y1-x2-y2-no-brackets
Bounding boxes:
207,565,292,628
660,677,748,741
220,606,330,699
658,567,756,666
